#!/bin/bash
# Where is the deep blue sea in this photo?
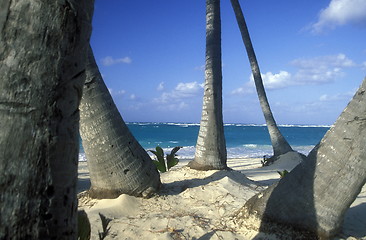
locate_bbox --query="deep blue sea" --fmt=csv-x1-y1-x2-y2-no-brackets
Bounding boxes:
79,122,330,161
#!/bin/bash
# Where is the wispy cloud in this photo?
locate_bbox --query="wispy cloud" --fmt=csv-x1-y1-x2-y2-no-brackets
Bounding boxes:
101,56,132,66
156,102,189,111
129,94,136,100
194,65,205,71
154,82,204,112
155,81,204,104
157,82,165,91
108,88,126,96
319,91,355,102
310,0,366,34
291,54,355,84
362,61,366,70
231,54,357,94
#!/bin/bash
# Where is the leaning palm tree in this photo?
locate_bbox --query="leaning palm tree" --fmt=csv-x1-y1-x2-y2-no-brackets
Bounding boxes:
230,0,293,158
79,46,161,199
235,78,366,239
0,1,93,239
188,0,227,170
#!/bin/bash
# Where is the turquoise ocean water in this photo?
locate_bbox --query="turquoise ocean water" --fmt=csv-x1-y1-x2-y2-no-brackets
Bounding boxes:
79,122,330,161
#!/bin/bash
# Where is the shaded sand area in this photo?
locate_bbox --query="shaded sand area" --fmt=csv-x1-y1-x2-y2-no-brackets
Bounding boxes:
78,154,366,240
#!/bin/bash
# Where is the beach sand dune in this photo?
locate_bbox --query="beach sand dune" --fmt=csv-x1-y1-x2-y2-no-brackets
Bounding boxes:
78,157,366,240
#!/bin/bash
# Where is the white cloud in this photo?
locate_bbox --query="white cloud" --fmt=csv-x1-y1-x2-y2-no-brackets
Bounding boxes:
291,54,355,84
311,0,366,34
130,94,136,100
175,82,204,95
101,56,132,66
292,54,355,68
231,71,292,95
319,90,355,102
254,71,292,89
108,88,126,96
231,86,249,95
156,81,204,103
157,82,165,91
231,54,357,94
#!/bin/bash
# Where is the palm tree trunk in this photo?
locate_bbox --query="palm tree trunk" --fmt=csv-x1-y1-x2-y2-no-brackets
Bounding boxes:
230,0,293,157
0,1,93,239
79,46,161,199
188,0,227,170
236,78,366,239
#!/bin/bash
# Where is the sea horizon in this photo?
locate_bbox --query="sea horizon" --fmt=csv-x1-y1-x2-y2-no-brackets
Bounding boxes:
79,122,330,161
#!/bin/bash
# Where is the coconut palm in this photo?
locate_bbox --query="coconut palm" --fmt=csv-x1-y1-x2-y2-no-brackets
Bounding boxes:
0,1,93,239
79,46,161,199
235,78,366,239
188,0,227,170
230,0,293,158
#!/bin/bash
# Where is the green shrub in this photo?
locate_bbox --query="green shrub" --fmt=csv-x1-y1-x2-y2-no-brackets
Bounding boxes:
149,146,182,173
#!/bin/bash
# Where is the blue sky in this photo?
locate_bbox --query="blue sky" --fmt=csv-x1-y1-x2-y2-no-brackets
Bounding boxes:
91,0,366,125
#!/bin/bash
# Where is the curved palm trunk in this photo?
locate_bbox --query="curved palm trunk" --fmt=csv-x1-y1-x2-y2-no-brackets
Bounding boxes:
188,0,227,170
230,0,293,157
236,78,366,239
79,47,161,199
0,1,93,239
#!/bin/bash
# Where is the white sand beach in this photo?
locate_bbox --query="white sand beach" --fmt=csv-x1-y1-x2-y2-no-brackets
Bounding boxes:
78,154,366,240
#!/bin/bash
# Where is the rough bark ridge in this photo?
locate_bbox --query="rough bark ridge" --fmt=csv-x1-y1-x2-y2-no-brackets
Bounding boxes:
230,0,293,157
0,1,93,239
189,0,227,170
79,47,161,199
236,78,366,239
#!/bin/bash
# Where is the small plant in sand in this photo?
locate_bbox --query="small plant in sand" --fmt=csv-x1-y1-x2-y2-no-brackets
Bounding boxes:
277,170,289,178
261,155,269,167
78,210,91,240
98,213,111,240
149,146,182,173
261,155,275,167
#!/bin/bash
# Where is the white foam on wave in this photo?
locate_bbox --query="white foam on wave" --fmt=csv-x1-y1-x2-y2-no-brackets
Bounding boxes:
243,144,258,148
78,144,316,162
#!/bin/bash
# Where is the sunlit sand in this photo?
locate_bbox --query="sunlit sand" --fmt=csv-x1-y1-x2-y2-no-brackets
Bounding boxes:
78,155,366,240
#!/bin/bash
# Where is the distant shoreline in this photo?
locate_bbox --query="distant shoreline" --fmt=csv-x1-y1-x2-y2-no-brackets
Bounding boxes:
125,122,332,128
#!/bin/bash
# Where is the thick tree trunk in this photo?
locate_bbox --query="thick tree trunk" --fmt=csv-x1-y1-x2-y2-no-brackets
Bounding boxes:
188,0,227,170
0,1,93,239
79,47,161,199
236,78,366,239
230,0,293,157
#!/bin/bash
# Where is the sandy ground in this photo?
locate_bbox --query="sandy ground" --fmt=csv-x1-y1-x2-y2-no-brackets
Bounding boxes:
77,153,366,240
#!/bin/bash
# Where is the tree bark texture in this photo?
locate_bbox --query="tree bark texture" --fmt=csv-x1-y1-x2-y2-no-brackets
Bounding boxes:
230,0,293,157
79,47,161,199
0,1,93,239
189,0,227,170
236,78,366,239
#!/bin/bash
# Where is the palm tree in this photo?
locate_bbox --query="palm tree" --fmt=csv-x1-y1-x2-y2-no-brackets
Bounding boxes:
235,78,366,239
79,46,161,199
188,0,227,170
0,1,93,239
230,0,293,158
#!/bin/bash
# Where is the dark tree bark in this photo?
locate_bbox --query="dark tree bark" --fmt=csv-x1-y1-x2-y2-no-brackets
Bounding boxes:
79,47,161,199
236,78,366,239
230,0,293,157
188,0,227,170
0,1,93,239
